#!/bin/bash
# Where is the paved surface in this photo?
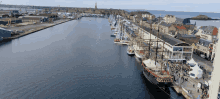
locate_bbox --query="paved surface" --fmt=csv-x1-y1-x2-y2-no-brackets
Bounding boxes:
7,19,70,31
192,54,213,71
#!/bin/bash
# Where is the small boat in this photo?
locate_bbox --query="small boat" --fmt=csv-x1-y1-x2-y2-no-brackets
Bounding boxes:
127,46,135,56
120,40,130,45
114,38,120,44
134,50,145,59
111,33,116,37
133,45,145,59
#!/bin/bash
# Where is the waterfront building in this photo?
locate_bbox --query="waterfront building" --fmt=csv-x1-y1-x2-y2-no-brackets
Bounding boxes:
139,27,193,61
163,14,176,24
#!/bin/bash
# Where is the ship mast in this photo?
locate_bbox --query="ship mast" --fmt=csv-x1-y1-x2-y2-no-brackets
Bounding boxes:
148,21,152,59
155,14,160,65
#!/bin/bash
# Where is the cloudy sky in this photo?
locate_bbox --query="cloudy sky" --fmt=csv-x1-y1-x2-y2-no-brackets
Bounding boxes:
1,0,220,13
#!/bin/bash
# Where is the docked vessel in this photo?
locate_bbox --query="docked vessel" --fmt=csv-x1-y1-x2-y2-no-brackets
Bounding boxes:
127,45,135,56
142,59,173,87
133,44,145,59
114,38,121,43
120,40,130,45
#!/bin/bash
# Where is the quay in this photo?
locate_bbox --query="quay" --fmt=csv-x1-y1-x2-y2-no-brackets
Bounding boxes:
3,19,72,40
1,13,107,41
0,4,219,99
108,14,219,99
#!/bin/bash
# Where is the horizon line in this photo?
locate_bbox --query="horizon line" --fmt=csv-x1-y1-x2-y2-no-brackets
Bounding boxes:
0,3,220,14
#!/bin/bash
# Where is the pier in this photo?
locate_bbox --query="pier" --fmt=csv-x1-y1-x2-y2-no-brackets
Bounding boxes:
109,14,217,99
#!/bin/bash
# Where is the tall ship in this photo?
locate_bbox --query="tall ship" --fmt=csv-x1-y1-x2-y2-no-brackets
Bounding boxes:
141,19,173,87
142,58,173,87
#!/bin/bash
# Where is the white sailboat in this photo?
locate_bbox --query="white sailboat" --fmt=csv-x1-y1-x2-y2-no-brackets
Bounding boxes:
127,41,135,56
133,42,145,59
120,32,130,45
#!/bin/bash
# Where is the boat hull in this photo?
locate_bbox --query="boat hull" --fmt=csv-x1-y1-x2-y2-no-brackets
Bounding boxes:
127,50,135,56
120,40,130,45
143,70,172,87
134,51,144,59
114,41,121,44
111,34,116,37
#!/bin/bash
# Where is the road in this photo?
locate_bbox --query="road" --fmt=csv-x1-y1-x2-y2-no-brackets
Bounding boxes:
192,53,213,71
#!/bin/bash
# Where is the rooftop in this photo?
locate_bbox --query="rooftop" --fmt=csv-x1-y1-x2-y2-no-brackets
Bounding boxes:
149,29,188,46
160,22,171,27
198,38,212,47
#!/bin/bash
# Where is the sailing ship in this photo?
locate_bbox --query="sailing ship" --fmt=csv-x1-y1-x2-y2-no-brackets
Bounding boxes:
120,24,130,45
141,17,173,87
142,58,173,87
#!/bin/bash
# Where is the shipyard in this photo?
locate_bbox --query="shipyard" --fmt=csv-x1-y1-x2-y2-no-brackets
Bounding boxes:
0,1,220,99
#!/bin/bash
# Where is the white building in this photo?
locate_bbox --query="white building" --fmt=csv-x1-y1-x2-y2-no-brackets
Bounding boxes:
163,15,176,24
138,27,193,61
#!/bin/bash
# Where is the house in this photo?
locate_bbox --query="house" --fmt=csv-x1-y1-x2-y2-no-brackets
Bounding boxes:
140,18,147,26
159,22,172,34
163,14,176,23
174,25,188,35
142,13,155,20
195,26,218,43
152,22,159,30
184,25,196,34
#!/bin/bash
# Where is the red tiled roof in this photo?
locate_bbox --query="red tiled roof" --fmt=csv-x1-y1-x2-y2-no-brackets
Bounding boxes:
213,27,218,35
177,26,186,29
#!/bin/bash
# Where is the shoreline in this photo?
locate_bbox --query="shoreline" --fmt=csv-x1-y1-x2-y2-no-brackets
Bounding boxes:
1,18,75,41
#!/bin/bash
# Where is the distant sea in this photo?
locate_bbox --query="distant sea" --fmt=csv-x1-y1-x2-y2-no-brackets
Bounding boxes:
1,7,219,28
0,7,42,13
125,9,220,28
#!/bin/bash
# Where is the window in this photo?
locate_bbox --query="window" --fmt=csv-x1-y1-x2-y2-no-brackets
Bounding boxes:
173,47,183,51
183,47,192,52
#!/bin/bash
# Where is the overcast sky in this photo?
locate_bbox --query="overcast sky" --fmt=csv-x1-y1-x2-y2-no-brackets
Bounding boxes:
1,0,220,13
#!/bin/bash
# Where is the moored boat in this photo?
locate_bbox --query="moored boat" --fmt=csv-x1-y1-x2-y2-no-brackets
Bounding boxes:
133,45,145,59
142,59,173,87
120,40,130,45
114,38,120,43
127,46,135,56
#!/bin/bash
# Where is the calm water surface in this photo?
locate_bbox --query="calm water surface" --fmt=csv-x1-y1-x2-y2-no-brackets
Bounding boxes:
0,17,184,99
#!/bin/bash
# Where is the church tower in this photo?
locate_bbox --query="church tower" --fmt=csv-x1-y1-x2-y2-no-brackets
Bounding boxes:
95,2,97,9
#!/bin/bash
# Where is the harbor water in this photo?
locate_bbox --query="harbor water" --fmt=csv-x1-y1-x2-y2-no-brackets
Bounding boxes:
0,17,184,99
